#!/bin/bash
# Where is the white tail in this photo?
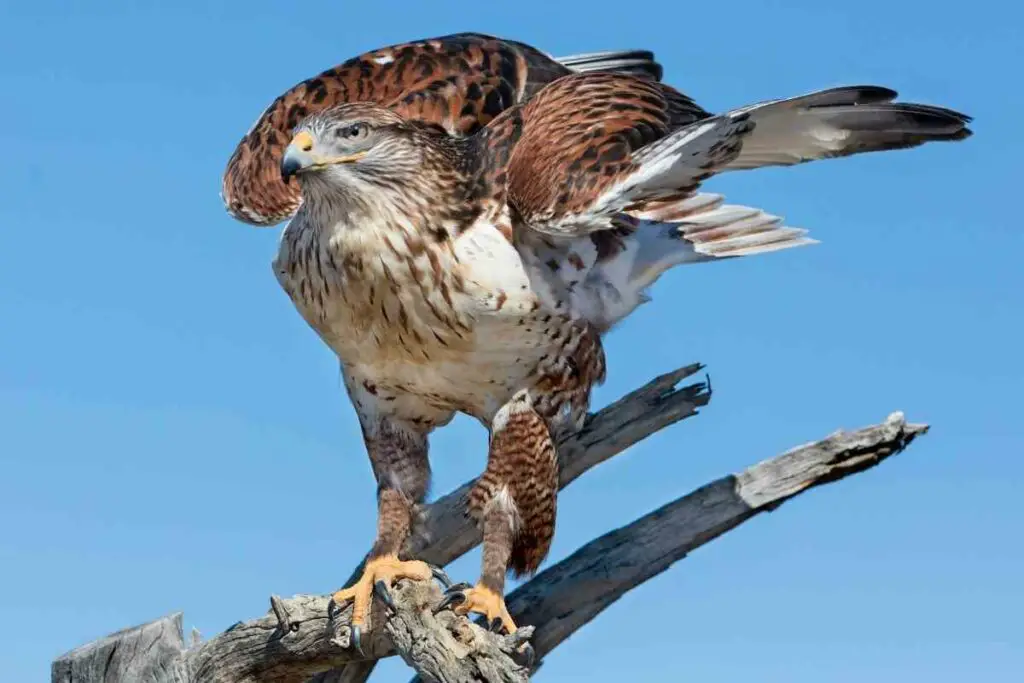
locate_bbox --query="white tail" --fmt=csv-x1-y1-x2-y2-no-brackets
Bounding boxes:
584,193,816,329
629,192,817,280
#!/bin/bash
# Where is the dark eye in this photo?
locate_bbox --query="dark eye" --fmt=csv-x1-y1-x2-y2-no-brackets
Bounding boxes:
337,123,368,140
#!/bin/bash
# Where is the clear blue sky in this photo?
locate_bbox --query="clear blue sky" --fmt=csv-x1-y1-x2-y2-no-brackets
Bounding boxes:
1,1,1020,681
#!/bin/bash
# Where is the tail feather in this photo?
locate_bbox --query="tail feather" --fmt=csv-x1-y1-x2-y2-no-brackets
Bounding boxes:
583,193,815,330
628,194,817,278
556,48,664,80
680,214,817,258
628,191,726,222
725,85,973,169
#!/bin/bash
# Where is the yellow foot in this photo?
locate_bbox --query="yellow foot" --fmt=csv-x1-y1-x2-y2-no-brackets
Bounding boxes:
330,555,450,655
437,582,518,634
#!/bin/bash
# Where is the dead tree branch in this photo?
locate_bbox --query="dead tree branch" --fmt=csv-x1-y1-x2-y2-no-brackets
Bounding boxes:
495,410,927,664
400,362,712,569
51,366,928,683
305,362,710,683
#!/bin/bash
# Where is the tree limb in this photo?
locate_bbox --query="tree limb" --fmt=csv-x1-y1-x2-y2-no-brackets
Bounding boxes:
495,410,928,665
308,362,712,683
403,362,712,569
52,363,709,683
51,373,929,683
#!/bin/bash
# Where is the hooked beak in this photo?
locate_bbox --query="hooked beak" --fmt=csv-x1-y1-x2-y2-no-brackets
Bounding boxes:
280,131,368,183
281,131,315,183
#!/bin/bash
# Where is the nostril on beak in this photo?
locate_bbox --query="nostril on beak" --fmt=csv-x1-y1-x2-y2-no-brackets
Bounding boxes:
293,131,315,153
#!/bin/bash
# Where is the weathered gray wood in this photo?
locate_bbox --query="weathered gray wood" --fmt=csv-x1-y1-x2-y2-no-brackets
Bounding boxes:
53,363,708,683
384,582,534,683
402,362,712,569
313,364,709,683
52,612,189,683
499,411,928,664
397,411,928,681
51,369,930,683
396,411,928,682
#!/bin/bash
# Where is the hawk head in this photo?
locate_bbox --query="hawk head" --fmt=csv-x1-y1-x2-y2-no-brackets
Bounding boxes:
280,103,441,195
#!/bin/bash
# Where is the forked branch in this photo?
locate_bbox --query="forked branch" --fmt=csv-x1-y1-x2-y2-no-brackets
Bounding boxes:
51,365,928,683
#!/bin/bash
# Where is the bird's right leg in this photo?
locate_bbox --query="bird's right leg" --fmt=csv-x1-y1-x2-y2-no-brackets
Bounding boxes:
329,414,447,654
438,390,558,643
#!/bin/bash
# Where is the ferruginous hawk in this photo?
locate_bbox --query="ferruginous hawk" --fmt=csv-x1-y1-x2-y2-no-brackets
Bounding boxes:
222,33,971,655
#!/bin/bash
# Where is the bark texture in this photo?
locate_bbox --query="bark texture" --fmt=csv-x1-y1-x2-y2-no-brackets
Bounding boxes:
51,362,928,683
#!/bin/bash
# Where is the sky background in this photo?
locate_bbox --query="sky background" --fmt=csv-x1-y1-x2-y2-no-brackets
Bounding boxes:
1,1,1021,681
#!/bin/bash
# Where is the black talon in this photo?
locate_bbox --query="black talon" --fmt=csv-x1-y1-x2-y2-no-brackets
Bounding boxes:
434,586,469,614
489,616,505,633
429,564,452,589
508,627,534,649
351,624,365,658
373,580,396,612
518,642,536,669
505,629,535,667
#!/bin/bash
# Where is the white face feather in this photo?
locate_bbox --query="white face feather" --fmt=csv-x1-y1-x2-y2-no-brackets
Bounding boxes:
286,121,429,225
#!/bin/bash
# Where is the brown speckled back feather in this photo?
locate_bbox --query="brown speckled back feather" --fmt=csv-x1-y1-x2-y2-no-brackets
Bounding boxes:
221,33,663,227
506,73,711,224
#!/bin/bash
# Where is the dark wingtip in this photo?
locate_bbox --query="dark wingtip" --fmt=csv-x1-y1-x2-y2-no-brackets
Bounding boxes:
897,102,974,141
820,99,974,143
556,49,664,81
799,85,900,108
556,48,657,65
897,102,974,125
861,85,900,100
839,85,900,102
946,125,974,142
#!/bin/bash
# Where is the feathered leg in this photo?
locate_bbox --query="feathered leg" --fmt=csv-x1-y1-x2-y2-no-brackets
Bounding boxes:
438,390,558,636
330,415,449,654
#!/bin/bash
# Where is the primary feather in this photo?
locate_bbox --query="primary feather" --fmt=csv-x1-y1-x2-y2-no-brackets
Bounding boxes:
723,86,972,168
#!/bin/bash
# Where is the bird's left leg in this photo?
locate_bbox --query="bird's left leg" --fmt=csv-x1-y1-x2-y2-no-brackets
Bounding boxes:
439,390,558,637
330,415,447,653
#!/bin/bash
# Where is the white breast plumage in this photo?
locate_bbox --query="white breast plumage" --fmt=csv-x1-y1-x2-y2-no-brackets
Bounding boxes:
273,211,581,423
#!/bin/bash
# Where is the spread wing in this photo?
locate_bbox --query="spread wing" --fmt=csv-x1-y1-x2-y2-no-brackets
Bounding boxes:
498,74,971,239
498,72,721,237
221,33,663,226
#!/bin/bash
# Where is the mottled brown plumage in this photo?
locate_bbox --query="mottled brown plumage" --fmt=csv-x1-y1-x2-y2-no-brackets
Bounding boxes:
221,33,663,227
469,390,558,579
226,38,971,647
505,73,711,224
